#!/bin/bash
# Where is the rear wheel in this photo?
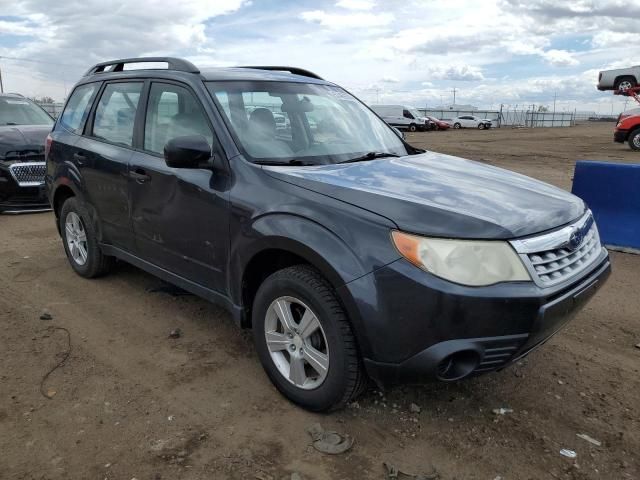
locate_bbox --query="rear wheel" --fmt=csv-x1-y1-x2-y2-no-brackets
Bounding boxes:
59,197,114,278
629,128,640,151
252,265,365,411
615,76,637,92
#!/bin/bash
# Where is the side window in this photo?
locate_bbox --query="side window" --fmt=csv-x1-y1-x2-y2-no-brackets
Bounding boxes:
144,83,213,155
92,82,143,147
58,83,98,134
403,109,413,119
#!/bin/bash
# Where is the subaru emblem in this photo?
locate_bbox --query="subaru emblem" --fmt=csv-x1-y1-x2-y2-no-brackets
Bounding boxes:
568,228,583,250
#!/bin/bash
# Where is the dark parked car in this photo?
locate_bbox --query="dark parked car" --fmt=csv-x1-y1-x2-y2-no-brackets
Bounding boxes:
46,57,610,411
0,94,54,212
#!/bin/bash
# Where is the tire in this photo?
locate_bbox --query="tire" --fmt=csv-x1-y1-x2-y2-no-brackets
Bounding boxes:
478,123,485,130
453,123,461,129
252,265,366,411
629,128,640,151
615,76,637,92
59,197,114,278
408,123,417,132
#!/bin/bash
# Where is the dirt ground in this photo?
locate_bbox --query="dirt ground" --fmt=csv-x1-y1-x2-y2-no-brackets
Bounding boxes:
1,122,638,480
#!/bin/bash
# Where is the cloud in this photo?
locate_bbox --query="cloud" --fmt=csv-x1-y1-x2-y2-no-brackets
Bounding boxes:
0,0,637,115
542,49,579,67
300,9,393,28
428,65,485,82
335,0,375,10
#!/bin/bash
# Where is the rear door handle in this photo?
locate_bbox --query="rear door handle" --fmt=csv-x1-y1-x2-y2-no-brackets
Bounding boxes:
130,168,151,183
73,152,86,165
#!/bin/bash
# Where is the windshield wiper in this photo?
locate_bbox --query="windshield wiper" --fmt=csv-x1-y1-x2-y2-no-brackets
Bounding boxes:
254,159,314,166
339,151,400,164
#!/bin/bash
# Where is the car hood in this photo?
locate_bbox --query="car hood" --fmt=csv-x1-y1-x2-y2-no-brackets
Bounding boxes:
0,125,50,162
263,151,585,239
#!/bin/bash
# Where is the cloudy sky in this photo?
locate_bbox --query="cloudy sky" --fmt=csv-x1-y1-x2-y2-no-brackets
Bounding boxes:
0,0,638,113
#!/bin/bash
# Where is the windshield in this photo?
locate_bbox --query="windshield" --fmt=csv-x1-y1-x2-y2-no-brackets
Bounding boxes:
206,81,408,164
409,108,422,119
0,97,54,126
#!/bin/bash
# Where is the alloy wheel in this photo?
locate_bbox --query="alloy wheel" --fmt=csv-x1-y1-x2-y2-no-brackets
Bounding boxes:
264,296,329,390
65,211,88,266
618,80,633,91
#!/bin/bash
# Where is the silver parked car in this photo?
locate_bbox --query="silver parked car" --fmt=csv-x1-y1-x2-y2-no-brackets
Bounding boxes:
597,66,639,91
451,115,492,129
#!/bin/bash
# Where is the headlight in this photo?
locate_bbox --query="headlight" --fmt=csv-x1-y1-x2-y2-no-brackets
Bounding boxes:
391,231,531,286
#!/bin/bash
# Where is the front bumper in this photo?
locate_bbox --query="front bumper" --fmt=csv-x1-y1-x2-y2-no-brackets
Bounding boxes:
614,129,627,143
0,164,50,213
340,251,610,387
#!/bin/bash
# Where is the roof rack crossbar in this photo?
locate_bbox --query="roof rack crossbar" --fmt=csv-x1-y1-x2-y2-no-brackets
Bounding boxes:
237,66,324,80
84,57,200,76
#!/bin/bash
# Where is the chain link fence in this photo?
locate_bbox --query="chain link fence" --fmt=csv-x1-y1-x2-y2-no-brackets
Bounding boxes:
417,107,576,127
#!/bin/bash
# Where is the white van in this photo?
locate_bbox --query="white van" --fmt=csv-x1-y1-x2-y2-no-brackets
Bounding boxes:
370,104,430,132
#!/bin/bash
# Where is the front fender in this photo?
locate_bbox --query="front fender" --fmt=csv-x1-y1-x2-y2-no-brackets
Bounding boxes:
231,213,367,296
230,212,392,359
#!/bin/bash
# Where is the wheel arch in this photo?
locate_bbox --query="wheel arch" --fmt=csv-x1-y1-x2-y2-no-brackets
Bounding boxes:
615,74,637,88
232,213,373,356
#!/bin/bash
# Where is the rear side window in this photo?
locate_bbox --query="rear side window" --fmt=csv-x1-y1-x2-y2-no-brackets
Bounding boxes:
144,83,213,155
58,84,98,134
92,82,143,147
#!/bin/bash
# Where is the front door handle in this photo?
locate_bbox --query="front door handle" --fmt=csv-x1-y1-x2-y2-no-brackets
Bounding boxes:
130,168,151,183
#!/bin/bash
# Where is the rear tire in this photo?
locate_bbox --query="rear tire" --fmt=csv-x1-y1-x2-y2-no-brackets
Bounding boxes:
59,197,114,278
252,265,366,411
629,128,640,151
615,76,637,92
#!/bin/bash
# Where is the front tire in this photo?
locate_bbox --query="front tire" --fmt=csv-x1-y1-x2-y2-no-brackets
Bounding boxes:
252,265,365,411
408,123,417,132
478,123,485,130
629,128,640,151
59,197,114,278
453,123,461,129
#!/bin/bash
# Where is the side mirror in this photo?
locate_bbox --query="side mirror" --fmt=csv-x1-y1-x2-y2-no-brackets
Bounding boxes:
392,127,405,140
164,135,211,169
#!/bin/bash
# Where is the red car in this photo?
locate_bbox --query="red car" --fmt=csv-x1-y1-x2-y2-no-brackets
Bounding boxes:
426,116,450,130
614,107,640,150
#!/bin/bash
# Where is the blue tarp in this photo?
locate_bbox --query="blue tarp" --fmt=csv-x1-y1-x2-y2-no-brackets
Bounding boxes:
572,160,640,250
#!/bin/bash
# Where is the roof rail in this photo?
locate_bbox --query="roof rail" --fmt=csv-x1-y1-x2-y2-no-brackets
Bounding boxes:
238,66,324,80
84,57,200,76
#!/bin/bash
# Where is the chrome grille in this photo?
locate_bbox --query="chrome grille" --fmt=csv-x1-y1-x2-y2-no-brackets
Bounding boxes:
9,162,46,187
511,212,603,287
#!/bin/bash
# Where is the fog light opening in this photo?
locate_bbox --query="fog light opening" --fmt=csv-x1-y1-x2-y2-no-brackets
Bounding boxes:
436,350,480,381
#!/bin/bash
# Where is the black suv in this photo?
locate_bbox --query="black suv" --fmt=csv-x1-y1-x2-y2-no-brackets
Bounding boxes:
0,93,54,212
46,57,610,411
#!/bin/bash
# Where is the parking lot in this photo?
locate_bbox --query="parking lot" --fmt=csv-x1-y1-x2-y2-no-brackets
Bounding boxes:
0,122,638,479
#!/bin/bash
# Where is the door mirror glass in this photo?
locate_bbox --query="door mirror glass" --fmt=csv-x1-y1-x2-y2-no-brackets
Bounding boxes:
164,135,211,168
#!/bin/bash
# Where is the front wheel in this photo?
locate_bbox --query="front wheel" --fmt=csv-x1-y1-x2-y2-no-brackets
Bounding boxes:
453,123,461,129
59,197,114,278
408,123,417,132
478,123,485,130
629,128,640,151
252,265,366,411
